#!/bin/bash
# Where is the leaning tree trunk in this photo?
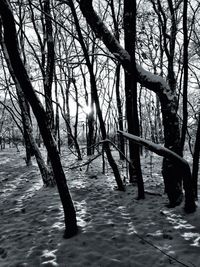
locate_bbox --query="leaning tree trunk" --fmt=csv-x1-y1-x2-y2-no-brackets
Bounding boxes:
0,0,78,238
79,0,188,207
17,86,55,186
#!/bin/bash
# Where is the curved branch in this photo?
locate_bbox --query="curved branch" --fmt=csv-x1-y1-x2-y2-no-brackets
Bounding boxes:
118,130,196,213
79,0,172,98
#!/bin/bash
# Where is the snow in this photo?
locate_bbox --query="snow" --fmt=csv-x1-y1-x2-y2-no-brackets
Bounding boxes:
136,64,175,101
0,148,200,267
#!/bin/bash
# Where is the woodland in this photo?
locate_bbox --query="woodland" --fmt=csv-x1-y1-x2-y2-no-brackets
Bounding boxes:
0,0,200,266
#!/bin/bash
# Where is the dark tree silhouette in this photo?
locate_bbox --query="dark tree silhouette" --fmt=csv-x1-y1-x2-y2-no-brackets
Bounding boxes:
123,0,144,198
0,0,78,238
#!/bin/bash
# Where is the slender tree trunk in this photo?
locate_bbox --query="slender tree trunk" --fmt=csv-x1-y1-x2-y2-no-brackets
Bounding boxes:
124,0,144,198
43,0,55,135
110,0,125,159
18,92,54,186
65,81,74,148
180,0,188,153
87,102,95,156
115,64,125,159
156,95,163,143
192,112,200,199
54,72,61,153
0,0,78,238
87,51,95,156
22,110,33,166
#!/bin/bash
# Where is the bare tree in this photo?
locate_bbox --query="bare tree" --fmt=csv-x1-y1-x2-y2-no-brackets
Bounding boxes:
0,0,78,238
123,0,144,198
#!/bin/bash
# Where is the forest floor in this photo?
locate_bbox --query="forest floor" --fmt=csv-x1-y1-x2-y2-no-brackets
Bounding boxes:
0,147,200,267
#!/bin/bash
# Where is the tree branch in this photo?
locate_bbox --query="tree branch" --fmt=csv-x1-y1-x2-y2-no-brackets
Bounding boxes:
79,0,173,98
118,130,196,213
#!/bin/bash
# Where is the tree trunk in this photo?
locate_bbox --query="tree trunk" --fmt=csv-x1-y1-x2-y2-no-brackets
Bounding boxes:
23,121,33,166
115,64,125,159
54,72,61,153
123,0,144,198
109,1,125,160
180,0,189,153
17,87,55,186
192,112,200,199
87,103,95,156
0,0,78,238
43,0,55,134
65,86,74,148
155,95,163,143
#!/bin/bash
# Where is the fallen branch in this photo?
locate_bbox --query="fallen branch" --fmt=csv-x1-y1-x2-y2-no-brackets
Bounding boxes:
68,153,102,170
118,130,196,213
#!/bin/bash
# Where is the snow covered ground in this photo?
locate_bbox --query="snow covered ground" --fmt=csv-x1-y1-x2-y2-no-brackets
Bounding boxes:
0,148,199,267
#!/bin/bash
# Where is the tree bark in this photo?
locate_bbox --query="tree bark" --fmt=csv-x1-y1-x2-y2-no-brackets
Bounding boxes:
43,0,55,134
87,105,95,156
22,113,33,166
0,0,78,238
192,112,200,199
180,0,189,153
109,0,125,160
115,64,125,159
124,0,144,198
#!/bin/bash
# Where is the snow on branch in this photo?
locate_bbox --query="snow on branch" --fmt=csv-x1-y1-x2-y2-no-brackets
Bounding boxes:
118,130,196,213
79,0,172,97
136,64,173,98
79,0,131,68
118,130,188,168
